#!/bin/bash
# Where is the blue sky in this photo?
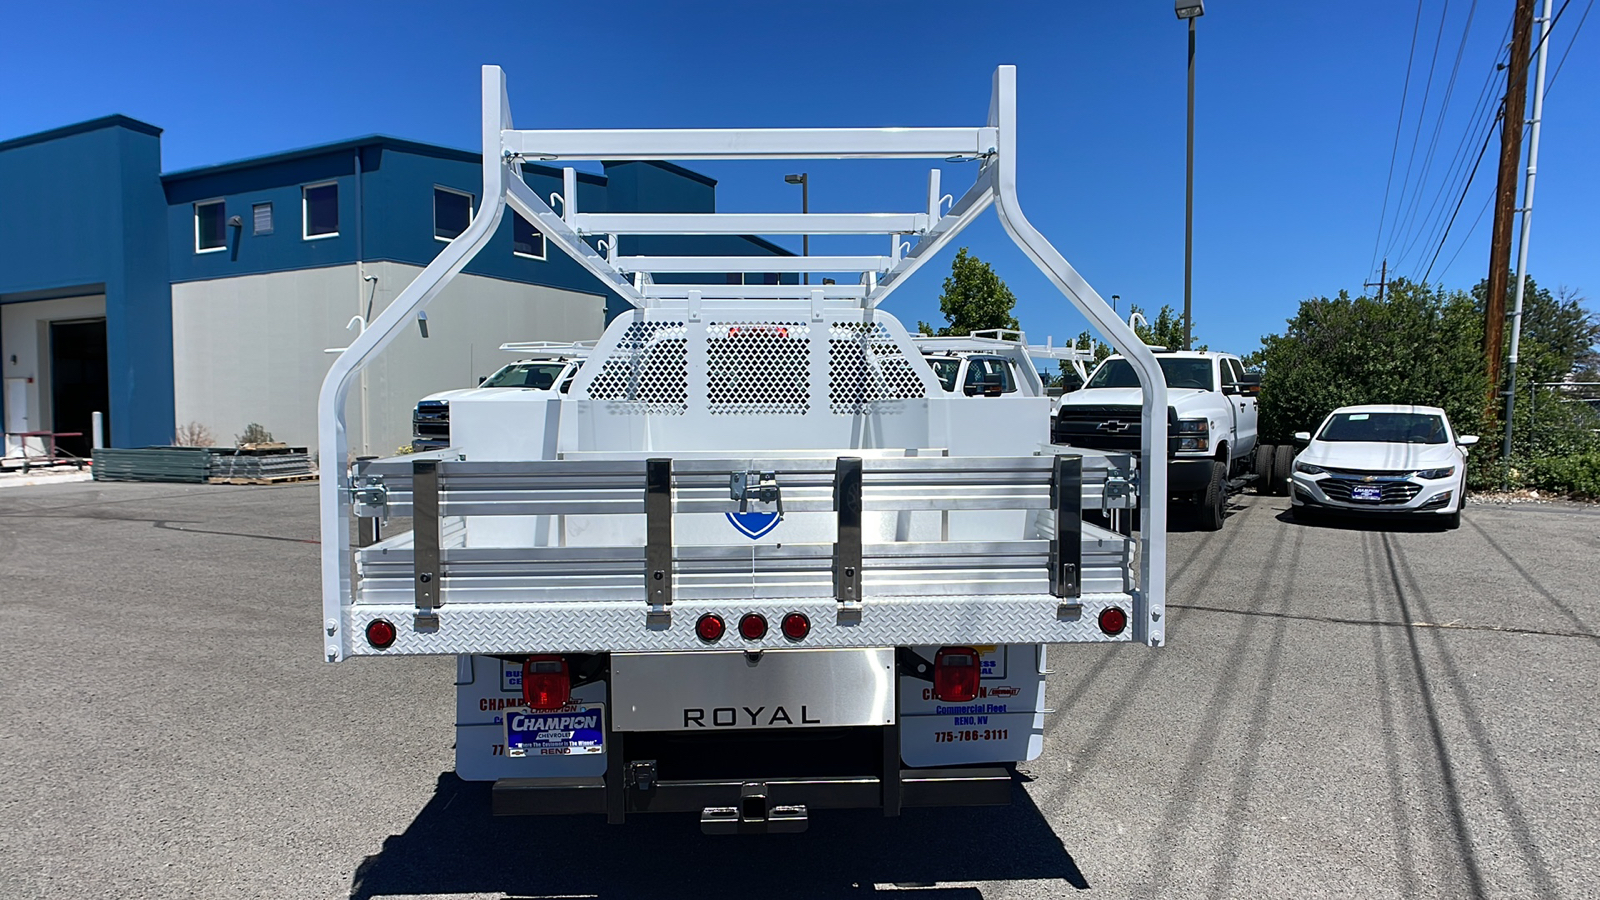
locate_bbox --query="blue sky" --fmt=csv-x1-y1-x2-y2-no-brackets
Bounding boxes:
3,1,1595,353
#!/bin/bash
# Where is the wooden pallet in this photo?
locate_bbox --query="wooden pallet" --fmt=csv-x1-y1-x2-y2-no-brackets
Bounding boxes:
208,473,319,485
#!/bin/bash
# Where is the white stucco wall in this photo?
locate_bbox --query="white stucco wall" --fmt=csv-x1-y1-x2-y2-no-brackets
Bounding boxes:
2,293,106,456
170,262,605,456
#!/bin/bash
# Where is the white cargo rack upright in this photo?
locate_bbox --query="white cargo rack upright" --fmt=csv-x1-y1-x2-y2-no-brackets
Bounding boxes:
317,65,1169,661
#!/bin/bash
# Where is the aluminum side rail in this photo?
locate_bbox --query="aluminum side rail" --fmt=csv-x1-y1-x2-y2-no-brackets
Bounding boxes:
341,453,1133,657
316,64,1168,661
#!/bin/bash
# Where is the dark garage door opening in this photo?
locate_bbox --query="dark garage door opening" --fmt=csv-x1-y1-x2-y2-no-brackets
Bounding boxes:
50,318,109,457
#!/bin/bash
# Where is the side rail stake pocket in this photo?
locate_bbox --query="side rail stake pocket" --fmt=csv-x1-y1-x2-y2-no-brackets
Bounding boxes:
645,458,673,628
413,459,442,630
833,456,863,623
1051,454,1083,609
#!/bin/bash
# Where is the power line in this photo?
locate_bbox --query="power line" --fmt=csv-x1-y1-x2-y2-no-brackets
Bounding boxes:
1390,0,1482,273
1421,102,1501,284
1369,0,1427,283
1417,0,1588,286
1402,54,1507,279
1394,11,1513,281
1545,0,1593,89
1382,0,1455,265
1438,193,1496,279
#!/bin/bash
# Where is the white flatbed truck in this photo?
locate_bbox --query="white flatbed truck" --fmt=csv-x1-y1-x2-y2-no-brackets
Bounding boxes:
318,65,1170,832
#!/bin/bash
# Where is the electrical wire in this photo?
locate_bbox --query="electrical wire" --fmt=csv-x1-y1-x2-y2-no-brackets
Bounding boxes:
1421,102,1501,284
1368,0,1427,284
1437,192,1495,278
1390,0,1481,273
1545,0,1593,91
1381,0,1454,266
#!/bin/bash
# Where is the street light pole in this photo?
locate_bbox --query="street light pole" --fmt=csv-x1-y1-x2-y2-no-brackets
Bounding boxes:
1176,0,1204,351
785,172,809,284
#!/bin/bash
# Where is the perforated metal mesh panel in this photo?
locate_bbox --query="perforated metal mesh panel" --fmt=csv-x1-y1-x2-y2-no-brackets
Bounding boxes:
706,322,811,415
584,321,688,414
828,321,927,414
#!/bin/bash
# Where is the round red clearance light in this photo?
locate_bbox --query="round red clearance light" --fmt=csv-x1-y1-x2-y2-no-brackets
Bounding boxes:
781,612,810,641
696,614,726,643
738,613,768,641
366,618,397,649
1098,606,1128,636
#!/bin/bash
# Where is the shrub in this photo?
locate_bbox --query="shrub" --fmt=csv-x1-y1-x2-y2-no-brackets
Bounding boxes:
173,421,214,447
236,423,274,445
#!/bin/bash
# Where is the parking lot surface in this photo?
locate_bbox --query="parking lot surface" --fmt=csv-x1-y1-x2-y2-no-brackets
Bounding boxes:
2,482,1596,899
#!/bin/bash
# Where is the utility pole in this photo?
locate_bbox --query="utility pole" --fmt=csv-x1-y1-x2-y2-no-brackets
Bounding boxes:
1484,0,1536,411
1503,0,1553,459
1365,258,1388,302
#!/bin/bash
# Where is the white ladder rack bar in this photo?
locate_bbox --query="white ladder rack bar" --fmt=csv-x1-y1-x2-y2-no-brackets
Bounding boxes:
571,212,929,236
503,171,645,306
642,283,868,301
615,255,894,274
503,126,999,161
870,164,995,306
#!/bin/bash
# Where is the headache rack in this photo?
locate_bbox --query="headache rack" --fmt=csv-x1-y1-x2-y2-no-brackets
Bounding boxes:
317,65,1170,661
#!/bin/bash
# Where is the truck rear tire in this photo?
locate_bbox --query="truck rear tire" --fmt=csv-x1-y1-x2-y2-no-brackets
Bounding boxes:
1254,443,1275,494
1197,461,1227,531
1271,444,1294,496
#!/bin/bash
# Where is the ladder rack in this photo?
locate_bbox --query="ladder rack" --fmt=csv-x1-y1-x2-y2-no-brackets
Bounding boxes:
317,65,1171,660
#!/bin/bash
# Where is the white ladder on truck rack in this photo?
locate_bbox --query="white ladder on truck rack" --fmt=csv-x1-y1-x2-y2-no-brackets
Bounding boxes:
316,65,1170,660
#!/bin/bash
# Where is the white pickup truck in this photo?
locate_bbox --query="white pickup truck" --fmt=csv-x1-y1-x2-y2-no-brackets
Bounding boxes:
411,342,589,451
1053,350,1281,530
318,65,1173,833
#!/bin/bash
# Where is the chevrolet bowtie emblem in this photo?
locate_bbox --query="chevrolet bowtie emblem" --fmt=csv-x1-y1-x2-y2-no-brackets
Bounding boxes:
1097,420,1132,433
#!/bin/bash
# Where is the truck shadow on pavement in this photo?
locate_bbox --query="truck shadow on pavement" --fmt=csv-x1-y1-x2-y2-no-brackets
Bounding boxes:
349,773,1087,899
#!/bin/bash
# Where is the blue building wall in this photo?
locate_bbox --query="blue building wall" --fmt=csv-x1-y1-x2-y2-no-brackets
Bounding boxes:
0,116,173,448
2,118,792,450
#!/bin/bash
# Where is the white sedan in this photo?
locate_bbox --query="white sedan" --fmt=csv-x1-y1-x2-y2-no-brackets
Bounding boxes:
1288,404,1477,529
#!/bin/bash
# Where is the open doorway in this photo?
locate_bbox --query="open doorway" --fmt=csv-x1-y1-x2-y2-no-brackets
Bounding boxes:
49,318,109,457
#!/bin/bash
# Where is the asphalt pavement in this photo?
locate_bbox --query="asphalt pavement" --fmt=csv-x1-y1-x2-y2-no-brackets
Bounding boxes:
1,481,1596,899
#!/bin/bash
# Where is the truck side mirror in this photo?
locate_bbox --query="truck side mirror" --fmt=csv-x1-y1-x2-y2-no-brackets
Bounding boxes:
1458,434,1479,447
1237,372,1262,395
479,376,488,385
1293,431,1311,443
964,371,1004,397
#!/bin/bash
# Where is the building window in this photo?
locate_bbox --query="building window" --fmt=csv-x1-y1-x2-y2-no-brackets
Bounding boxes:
434,186,473,241
303,182,339,239
252,202,273,236
194,200,226,252
513,212,546,259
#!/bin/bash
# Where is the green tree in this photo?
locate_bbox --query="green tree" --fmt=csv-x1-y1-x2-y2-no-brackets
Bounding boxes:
1129,304,1201,351
1249,278,1489,444
918,247,1019,337
1054,305,1200,389
1472,275,1600,386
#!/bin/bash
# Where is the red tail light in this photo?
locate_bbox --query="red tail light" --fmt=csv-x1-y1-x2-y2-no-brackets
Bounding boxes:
1099,606,1128,636
696,614,726,642
739,613,768,641
932,646,981,702
522,656,571,711
780,612,810,641
365,619,396,649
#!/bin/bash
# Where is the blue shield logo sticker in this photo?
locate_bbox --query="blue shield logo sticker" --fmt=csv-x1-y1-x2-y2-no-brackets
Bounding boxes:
726,511,781,540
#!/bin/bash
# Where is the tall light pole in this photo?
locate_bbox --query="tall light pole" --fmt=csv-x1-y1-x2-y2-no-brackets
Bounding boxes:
785,172,809,284
1176,0,1203,351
